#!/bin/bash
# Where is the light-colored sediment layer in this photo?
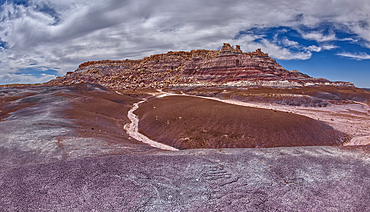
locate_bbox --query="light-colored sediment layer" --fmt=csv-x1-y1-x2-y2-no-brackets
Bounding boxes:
348,136,370,145
153,90,370,146
125,100,179,151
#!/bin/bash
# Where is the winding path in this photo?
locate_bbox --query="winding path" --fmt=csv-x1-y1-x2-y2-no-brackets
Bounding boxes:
125,100,179,151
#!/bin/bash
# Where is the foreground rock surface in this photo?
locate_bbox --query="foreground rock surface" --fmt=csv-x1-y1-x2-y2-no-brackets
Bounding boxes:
1,147,370,211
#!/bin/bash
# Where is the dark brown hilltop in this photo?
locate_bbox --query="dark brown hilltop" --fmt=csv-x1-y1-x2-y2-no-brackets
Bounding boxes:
135,96,345,149
45,43,354,89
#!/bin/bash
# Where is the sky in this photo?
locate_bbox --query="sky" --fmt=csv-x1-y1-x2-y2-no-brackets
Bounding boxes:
0,0,370,87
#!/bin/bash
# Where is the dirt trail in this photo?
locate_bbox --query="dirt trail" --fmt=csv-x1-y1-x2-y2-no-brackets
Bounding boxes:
125,100,179,151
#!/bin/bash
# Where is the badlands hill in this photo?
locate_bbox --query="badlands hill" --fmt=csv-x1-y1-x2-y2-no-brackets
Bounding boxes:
46,43,354,89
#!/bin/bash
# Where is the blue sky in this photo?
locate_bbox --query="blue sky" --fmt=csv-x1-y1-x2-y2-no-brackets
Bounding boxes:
0,0,370,87
240,26,370,87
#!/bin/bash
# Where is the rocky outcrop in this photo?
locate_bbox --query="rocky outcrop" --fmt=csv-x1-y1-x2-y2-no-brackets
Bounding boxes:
45,43,354,89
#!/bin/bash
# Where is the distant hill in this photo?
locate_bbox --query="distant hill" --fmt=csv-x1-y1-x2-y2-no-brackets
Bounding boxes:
45,43,354,89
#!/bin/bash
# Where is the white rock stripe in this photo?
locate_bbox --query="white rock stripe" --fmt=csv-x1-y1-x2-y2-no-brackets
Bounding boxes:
155,89,273,110
126,100,179,151
194,95,273,110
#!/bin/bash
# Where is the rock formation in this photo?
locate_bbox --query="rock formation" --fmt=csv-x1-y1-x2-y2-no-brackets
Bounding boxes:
45,43,354,89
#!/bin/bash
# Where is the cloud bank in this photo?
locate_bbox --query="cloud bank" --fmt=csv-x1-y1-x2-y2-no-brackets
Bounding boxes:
337,52,370,60
0,0,370,84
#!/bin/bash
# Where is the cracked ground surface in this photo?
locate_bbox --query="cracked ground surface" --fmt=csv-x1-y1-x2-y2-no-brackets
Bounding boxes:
1,84,370,211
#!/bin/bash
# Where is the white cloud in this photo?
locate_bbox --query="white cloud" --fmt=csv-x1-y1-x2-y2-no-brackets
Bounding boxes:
0,0,370,84
237,35,312,60
299,31,337,42
321,44,338,50
305,45,322,52
339,38,358,42
278,37,337,53
263,45,312,60
337,52,370,60
0,73,57,84
281,38,300,48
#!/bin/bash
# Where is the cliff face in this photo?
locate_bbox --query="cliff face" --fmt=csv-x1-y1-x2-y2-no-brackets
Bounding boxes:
45,43,354,89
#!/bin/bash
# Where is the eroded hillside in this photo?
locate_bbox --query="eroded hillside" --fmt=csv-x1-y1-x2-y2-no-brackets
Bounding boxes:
45,43,354,89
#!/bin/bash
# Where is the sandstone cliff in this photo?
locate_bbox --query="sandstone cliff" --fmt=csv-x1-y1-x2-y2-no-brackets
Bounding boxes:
45,43,354,89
